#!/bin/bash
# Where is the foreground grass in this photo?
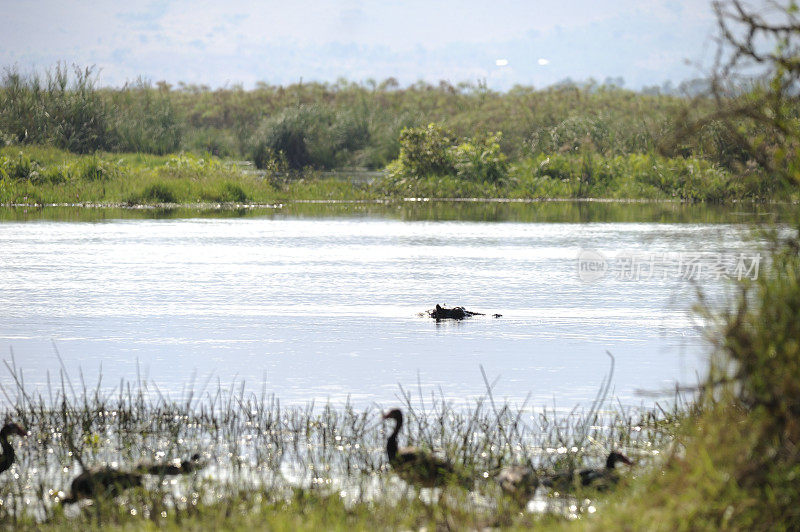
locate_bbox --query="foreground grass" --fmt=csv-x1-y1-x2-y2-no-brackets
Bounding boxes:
0,352,677,530
0,145,788,205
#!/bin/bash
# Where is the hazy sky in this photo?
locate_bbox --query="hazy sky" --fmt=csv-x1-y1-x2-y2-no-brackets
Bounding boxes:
0,0,719,90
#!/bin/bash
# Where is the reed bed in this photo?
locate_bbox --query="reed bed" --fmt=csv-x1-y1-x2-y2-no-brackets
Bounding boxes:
0,356,681,529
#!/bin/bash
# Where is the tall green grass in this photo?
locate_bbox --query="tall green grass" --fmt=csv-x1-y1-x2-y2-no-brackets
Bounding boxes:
0,66,180,156
1,64,777,179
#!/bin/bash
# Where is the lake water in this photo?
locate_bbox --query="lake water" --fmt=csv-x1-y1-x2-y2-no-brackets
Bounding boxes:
0,201,781,410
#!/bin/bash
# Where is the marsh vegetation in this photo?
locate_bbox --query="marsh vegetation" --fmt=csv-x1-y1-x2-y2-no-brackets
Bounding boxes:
0,27,795,205
1,0,800,529
0,358,678,530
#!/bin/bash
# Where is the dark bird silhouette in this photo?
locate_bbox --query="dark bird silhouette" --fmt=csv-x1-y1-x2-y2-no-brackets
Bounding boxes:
0,422,27,474
62,454,206,505
542,451,633,492
137,453,205,476
61,466,143,504
382,408,470,489
496,464,538,505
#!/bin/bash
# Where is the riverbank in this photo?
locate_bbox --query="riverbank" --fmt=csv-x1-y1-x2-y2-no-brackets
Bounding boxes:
1,146,790,206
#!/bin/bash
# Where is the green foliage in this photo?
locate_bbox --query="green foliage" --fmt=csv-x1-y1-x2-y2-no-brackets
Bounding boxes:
390,124,508,183
0,64,113,154
0,151,67,185
451,132,508,182
710,232,800,442
46,66,112,154
597,227,800,531
631,155,739,201
77,155,118,181
330,107,370,154
163,152,220,173
0,144,783,204
394,123,456,177
0,63,793,188
134,182,177,204
531,115,612,154
1,152,37,180
110,80,182,154
248,105,371,170
512,153,751,201
250,106,315,169
251,143,289,173
0,66,179,156
183,127,237,157
202,181,248,203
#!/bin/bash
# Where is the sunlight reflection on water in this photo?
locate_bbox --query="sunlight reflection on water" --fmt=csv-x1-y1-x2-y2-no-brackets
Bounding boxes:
0,212,760,408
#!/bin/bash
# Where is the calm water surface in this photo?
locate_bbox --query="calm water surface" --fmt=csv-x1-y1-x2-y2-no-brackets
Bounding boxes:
0,202,776,409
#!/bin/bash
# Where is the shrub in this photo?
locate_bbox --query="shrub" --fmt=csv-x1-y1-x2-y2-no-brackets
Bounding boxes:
161,153,223,178
450,132,507,182
394,123,456,177
331,108,370,153
45,65,113,153
3,152,39,181
633,156,740,201
251,146,288,174
0,128,13,147
389,124,509,183
249,106,319,170
40,164,69,184
137,182,177,203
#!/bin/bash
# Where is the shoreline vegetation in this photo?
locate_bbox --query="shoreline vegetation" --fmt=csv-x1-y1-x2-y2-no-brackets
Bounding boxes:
0,64,794,206
0,145,794,207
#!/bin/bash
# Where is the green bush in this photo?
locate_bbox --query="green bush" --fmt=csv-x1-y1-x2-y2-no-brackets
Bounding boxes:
451,132,507,182
389,124,509,183
40,164,69,184
251,146,288,174
249,106,318,170
137,182,177,203
248,104,375,170
394,123,457,177
50,71,112,153
0,152,71,184
0,65,112,153
631,155,740,201
160,153,225,180
0,66,182,155
330,108,370,154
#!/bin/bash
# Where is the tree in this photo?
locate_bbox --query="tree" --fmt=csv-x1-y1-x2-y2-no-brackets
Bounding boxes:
664,1,800,194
